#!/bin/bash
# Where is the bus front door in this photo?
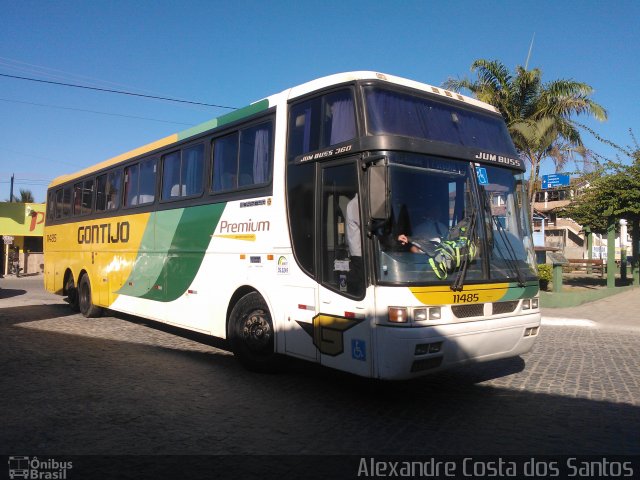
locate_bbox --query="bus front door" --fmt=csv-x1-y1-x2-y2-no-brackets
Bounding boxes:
316,160,373,377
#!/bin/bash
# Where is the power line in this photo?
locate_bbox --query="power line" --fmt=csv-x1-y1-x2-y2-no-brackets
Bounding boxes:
0,97,194,126
0,180,52,186
0,56,170,97
0,72,237,109
0,56,216,115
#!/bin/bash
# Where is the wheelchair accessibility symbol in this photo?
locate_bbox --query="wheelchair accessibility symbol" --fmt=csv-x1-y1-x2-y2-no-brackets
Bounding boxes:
351,339,366,361
476,167,489,185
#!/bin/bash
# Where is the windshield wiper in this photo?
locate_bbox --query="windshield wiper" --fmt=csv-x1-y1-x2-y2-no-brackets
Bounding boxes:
451,164,480,292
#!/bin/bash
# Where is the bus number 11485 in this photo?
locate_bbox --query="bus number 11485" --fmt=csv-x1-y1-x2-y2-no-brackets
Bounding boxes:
453,293,479,303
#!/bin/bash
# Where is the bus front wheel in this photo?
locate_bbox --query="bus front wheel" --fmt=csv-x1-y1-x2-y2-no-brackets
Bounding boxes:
229,292,280,372
78,274,103,318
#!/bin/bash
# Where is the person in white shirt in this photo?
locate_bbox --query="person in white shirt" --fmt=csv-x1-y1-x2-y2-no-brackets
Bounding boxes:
345,194,364,295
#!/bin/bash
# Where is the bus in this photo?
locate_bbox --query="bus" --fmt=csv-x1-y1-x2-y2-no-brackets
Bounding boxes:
44,72,541,380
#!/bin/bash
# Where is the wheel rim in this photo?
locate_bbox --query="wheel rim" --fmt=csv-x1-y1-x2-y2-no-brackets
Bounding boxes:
241,309,272,351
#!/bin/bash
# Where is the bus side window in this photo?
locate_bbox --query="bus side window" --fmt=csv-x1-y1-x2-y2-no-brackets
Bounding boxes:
124,164,140,206
239,121,273,187
55,189,64,218
73,182,83,215
212,133,239,192
106,170,122,210
47,191,56,220
162,151,182,199
81,179,94,214
138,158,156,204
322,90,356,146
288,98,320,160
183,144,204,196
96,170,122,212
96,174,108,211
61,187,72,217
287,89,355,161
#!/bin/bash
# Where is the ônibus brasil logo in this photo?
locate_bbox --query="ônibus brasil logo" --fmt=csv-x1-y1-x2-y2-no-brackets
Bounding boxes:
8,456,73,479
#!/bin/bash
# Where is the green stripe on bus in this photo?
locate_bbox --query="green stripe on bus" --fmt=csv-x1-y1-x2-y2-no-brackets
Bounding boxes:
500,281,539,300
176,99,270,141
140,202,226,302
116,208,184,297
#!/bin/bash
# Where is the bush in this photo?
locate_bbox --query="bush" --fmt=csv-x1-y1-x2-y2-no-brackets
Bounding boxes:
537,263,552,291
537,264,552,282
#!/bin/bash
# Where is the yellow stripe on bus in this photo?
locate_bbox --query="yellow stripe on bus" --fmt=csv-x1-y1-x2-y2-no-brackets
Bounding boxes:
410,283,511,305
213,234,257,241
49,134,179,188
45,212,152,307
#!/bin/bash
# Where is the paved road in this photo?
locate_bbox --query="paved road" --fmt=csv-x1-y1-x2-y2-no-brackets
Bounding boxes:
1,275,639,458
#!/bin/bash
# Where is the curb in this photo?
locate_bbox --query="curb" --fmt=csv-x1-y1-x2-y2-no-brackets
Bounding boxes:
540,285,636,308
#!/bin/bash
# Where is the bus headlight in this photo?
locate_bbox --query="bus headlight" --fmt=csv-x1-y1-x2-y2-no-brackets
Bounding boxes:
522,299,531,310
531,298,539,309
429,307,441,320
388,307,408,323
413,308,428,322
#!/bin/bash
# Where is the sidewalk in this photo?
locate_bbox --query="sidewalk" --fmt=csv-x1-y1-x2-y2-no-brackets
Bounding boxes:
542,287,640,332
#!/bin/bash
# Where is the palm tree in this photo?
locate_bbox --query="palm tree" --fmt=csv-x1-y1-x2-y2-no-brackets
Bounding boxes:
18,188,35,203
443,59,607,207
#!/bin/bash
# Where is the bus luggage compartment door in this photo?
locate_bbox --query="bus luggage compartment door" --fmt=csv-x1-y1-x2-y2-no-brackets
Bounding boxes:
283,286,319,362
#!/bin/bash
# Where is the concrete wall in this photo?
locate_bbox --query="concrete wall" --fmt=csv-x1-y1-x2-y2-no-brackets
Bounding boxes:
20,251,44,274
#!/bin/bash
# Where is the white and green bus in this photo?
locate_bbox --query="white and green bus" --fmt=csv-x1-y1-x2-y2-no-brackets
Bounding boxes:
44,72,540,379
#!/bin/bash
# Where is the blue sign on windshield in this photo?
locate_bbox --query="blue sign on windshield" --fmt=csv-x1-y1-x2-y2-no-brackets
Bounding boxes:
476,167,489,185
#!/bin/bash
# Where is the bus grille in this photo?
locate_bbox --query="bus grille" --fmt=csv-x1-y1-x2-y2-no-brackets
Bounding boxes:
451,304,484,318
492,301,519,315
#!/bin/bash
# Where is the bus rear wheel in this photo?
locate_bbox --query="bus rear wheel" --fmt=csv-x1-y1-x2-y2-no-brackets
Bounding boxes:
64,273,80,312
229,292,280,372
78,274,103,318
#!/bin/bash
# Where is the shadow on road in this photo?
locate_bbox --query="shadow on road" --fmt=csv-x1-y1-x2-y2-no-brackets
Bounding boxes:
0,288,27,299
1,306,638,456
0,304,76,323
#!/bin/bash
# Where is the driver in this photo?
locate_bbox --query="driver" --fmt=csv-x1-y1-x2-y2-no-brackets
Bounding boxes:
398,202,449,254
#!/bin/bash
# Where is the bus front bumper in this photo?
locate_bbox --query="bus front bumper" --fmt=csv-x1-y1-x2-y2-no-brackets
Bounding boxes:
375,313,541,380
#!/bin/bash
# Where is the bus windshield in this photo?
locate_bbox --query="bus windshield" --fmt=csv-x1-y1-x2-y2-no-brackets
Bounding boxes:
364,86,518,158
374,153,536,285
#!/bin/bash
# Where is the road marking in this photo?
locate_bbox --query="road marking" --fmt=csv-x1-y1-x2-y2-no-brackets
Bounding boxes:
541,317,597,327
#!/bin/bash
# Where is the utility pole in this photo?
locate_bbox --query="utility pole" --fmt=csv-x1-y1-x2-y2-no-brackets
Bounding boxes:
9,173,15,202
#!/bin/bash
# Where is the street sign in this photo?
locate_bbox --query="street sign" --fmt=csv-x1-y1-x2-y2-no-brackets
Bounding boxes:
2,235,14,244
541,173,570,189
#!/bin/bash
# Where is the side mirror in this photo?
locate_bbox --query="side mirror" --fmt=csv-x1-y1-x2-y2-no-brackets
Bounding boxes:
368,164,389,222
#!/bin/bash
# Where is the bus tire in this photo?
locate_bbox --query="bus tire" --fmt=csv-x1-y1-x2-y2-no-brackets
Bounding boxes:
78,274,103,318
229,292,280,372
64,272,80,312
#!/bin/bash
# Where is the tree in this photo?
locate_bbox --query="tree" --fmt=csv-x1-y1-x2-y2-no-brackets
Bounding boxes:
563,130,640,284
443,60,607,208
565,129,640,232
18,189,35,203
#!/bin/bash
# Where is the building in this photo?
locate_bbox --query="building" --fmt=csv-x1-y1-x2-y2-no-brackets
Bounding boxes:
0,202,46,276
532,180,629,261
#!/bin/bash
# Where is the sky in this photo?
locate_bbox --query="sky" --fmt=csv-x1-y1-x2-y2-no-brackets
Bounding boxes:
1,0,638,202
